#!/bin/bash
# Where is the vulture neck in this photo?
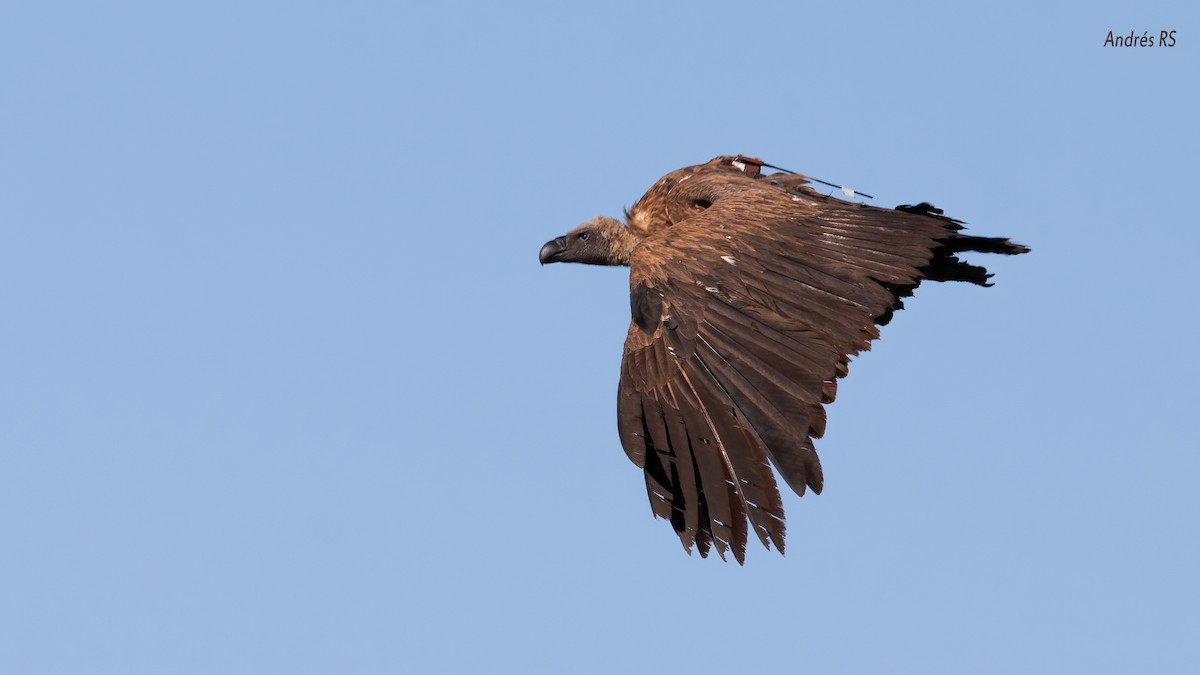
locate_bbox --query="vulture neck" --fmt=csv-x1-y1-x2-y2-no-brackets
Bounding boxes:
607,223,644,266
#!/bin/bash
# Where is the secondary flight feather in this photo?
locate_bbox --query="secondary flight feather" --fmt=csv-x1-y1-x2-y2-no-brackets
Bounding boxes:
538,155,1029,563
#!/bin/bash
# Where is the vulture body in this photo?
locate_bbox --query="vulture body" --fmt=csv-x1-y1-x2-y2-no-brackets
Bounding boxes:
539,155,1029,563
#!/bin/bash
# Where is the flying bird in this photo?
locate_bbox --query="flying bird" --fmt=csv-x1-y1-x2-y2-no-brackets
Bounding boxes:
538,155,1029,563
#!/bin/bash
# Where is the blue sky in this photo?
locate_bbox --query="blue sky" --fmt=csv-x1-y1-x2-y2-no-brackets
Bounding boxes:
2,1,1197,673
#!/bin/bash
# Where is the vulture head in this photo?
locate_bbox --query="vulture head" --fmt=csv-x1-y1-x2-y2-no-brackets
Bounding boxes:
539,216,637,266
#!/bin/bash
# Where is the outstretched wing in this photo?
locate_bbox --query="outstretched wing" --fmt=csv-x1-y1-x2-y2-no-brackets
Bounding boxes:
616,177,1023,563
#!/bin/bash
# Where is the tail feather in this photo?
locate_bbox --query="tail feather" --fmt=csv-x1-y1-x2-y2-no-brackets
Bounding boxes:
942,234,1030,256
893,201,1029,286
925,254,995,286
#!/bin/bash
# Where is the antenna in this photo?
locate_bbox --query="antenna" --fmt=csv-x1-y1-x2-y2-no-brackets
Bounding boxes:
759,161,875,200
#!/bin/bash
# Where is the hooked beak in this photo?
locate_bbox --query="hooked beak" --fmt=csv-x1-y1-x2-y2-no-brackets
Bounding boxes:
539,236,567,265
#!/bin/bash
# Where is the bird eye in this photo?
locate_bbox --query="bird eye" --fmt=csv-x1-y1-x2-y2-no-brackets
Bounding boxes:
577,232,590,241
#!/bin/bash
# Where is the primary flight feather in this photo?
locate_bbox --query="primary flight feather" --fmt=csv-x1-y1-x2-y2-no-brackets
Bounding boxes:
538,155,1029,563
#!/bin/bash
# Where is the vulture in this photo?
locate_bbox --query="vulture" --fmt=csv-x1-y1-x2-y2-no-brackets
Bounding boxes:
538,155,1029,563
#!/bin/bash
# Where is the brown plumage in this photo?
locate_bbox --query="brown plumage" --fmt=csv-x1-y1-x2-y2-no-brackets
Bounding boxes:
538,155,1029,563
